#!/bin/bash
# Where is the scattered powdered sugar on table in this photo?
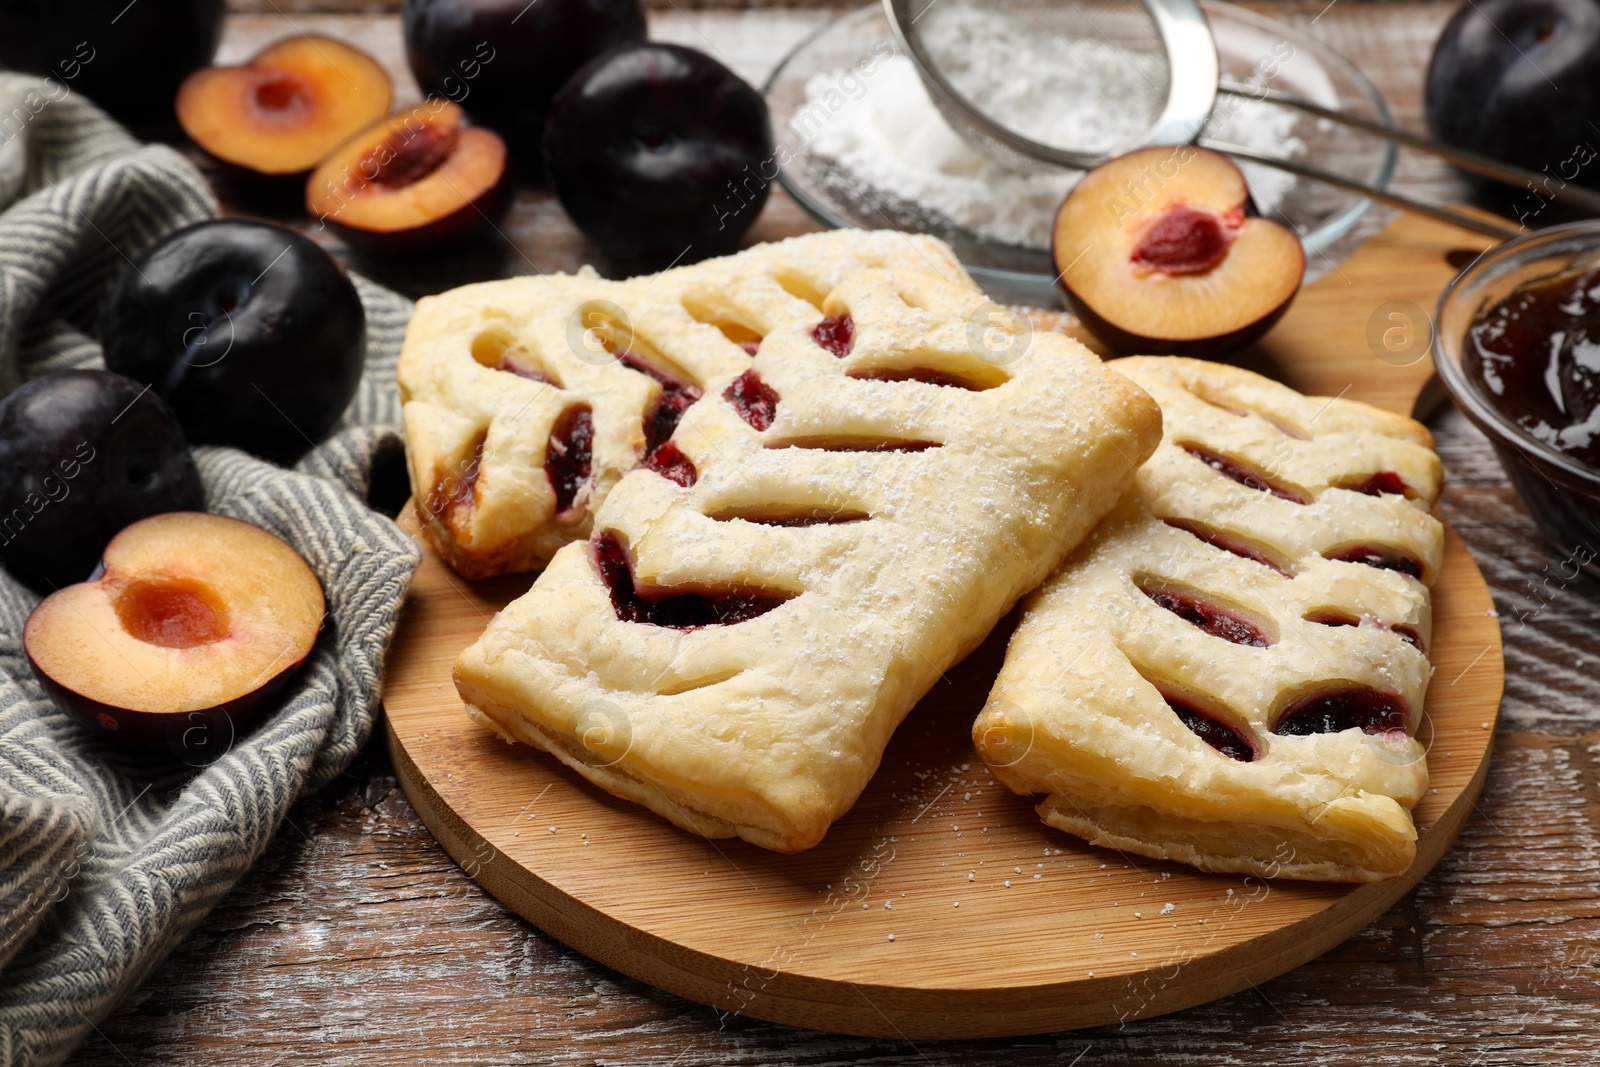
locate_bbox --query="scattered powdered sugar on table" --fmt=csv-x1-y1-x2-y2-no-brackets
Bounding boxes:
802,49,1305,251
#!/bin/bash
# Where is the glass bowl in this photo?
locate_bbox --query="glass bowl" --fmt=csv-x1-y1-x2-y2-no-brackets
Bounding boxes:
764,1,1396,305
1433,224,1600,576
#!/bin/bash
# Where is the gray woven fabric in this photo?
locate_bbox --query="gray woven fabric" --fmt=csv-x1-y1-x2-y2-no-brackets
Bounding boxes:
0,74,421,1066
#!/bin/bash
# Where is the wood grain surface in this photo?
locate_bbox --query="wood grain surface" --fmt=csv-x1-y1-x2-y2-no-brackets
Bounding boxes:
70,2,1600,1065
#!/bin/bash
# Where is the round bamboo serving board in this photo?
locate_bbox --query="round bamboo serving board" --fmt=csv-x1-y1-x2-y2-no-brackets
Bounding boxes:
382,214,1506,1039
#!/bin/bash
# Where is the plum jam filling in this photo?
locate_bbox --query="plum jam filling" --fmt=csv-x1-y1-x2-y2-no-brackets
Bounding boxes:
1142,587,1271,647
768,437,939,453
1162,518,1291,576
1306,611,1427,652
711,507,869,526
1347,471,1411,497
642,442,697,487
1183,445,1307,503
1392,625,1426,652
1131,205,1233,276
114,578,230,649
494,358,556,386
854,368,983,390
1326,546,1424,580
1305,609,1359,628
361,120,455,188
724,369,779,431
545,407,593,513
1273,687,1408,736
617,352,701,452
1161,690,1257,761
811,314,854,358
594,532,788,628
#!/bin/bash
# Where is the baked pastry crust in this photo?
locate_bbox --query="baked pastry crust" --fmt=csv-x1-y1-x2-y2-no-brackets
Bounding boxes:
397,231,973,578
973,356,1445,882
454,268,1162,852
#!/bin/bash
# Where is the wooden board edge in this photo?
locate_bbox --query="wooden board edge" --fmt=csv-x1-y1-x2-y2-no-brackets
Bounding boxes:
385,684,1498,1039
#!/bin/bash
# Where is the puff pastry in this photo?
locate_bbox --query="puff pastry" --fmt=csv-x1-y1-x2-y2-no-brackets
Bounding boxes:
397,231,974,578
974,357,1445,882
455,267,1162,852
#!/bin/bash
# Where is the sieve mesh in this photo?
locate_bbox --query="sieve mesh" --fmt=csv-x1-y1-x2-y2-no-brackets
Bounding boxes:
886,0,1214,171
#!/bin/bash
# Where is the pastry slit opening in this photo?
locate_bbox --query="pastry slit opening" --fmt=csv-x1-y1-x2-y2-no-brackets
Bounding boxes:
765,437,940,453
546,406,593,514
1139,675,1259,762
707,505,869,526
593,531,791,629
1161,517,1292,576
1180,443,1309,504
1137,581,1274,647
1272,686,1409,737
1323,545,1425,580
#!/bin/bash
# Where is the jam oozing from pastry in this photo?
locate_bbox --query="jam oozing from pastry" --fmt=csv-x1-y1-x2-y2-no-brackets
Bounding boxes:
1463,259,1600,469
1325,546,1424,580
724,370,779,431
1346,470,1410,497
811,314,854,358
594,532,788,628
642,442,697,487
1161,691,1257,761
1162,518,1291,577
617,351,702,452
545,407,593,513
740,341,762,356
854,368,984,390
1272,687,1408,736
1142,587,1271,647
1182,444,1308,504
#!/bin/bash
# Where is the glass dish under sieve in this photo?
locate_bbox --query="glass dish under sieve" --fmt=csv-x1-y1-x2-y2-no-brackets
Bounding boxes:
764,1,1397,305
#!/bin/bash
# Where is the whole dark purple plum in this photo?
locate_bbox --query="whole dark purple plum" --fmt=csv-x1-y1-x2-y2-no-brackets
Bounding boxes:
101,220,366,466
404,0,646,160
542,42,775,271
0,371,203,593
0,0,224,127
1426,0,1600,196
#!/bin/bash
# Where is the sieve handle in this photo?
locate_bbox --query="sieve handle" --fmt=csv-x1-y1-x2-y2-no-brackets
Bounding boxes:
1206,141,1524,240
1218,81,1600,218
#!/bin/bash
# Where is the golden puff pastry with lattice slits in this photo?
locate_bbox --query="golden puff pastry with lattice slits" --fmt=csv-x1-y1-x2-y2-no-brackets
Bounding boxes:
974,356,1445,883
397,230,975,578
454,267,1163,852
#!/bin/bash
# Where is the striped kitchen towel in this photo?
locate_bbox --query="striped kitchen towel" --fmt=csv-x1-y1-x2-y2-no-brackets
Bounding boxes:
0,73,421,1067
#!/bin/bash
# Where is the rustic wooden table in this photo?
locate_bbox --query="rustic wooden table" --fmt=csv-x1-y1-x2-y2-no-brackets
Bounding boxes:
73,2,1600,1064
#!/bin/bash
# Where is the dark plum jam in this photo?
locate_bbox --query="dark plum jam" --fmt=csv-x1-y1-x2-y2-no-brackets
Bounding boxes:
1466,263,1600,469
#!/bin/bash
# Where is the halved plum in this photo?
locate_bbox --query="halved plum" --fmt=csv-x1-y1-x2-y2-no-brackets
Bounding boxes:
24,512,324,749
177,35,393,177
1053,146,1305,356
307,100,512,253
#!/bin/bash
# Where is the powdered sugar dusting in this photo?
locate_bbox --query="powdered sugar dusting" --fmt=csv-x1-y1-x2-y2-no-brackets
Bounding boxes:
802,47,1304,251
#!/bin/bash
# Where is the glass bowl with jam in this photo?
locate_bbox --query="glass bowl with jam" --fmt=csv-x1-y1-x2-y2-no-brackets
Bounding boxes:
1434,222,1600,576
